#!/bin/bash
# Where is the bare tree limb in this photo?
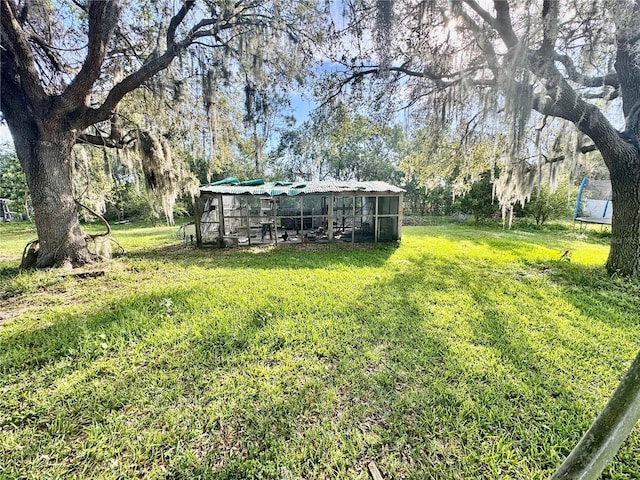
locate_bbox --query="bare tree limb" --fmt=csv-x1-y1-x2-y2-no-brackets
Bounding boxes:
555,54,619,89
58,0,120,115
167,0,197,45
541,0,559,54
492,1,519,48
460,0,499,32
580,144,598,154
77,132,135,148
0,0,47,108
582,88,619,101
27,32,76,74
337,63,492,90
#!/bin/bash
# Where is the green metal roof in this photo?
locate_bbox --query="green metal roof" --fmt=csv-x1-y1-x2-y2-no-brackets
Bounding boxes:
200,180,405,197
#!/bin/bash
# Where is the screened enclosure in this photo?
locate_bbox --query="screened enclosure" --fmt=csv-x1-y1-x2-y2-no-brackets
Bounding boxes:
195,180,404,247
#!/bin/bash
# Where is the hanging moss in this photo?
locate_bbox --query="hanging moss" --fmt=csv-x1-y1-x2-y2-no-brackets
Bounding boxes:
71,146,111,219
138,130,197,224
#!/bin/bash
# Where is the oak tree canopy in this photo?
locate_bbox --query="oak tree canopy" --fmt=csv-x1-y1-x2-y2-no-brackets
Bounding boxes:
0,0,321,267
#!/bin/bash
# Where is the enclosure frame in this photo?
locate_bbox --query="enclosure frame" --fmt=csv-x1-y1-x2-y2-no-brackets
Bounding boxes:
0,198,13,222
194,182,404,248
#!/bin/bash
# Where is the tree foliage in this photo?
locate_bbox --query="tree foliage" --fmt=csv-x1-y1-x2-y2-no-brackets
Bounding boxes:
271,102,402,181
523,182,574,225
326,0,640,274
0,146,28,216
454,171,500,222
400,122,502,196
1,0,324,267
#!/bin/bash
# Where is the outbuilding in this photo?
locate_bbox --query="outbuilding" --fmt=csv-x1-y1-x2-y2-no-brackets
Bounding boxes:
194,179,404,247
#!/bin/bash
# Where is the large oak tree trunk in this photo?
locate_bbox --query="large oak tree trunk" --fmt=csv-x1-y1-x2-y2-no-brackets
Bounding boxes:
15,129,94,269
606,156,640,277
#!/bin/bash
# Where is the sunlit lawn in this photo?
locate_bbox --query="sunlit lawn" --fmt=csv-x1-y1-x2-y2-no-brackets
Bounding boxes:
1,220,638,479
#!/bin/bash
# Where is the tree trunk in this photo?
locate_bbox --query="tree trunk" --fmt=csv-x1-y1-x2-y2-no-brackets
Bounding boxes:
15,130,94,269
605,153,640,277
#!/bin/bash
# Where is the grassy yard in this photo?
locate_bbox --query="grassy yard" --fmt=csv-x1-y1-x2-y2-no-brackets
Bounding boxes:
1,220,639,479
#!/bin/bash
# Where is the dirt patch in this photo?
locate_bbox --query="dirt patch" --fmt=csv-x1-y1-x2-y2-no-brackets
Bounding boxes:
0,300,31,327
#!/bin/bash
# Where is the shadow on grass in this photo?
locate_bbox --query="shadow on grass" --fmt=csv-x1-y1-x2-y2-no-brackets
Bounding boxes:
0,258,451,478
193,267,456,479
0,265,21,282
343,251,640,477
0,288,201,375
2,225,638,478
528,260,640,331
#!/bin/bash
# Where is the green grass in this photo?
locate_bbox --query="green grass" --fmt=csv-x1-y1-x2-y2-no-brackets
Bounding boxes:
1,220,639,479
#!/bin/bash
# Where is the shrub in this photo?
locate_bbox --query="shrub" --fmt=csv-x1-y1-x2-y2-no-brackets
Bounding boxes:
523,183,574,225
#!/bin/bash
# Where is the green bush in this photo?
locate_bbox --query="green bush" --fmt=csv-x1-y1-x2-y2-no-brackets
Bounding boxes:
0,148,29,217
523,183,574,225
454,172,500,221
104,183,151,222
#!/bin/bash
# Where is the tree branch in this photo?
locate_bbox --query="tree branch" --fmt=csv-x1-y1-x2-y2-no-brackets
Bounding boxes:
531,74,634,170
459,0,635,172
554,54,619,89
83,9,216,127
27,32,76,74
0,0,47,109
582,88,619,101
77,114,136,148
492,0,519,48
542,153,565,164
77,132,135,148
580,144,598,154
521,40,634,170
615,42,640,123
81,1,254,129
57,0,120,115
167,0,196,45
339,63,492,89
84,48,180,127
460,0,499,31
455,7,500,77
541,0,559,54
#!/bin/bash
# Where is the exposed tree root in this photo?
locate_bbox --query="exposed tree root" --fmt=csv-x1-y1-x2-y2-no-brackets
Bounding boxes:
20,202,125,269
20,239,39,269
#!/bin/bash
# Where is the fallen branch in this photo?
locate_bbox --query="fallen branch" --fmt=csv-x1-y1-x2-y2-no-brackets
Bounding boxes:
368,461,384,480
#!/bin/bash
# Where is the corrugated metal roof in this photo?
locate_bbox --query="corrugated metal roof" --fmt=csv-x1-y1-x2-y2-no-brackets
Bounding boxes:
200,180,405,196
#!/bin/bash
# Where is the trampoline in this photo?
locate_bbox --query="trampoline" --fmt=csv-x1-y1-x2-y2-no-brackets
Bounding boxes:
574,177,612,230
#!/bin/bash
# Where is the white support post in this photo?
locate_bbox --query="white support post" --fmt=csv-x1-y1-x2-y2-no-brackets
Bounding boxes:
352,195,356,243
328,194,334,242
218,195,225,246
273,198,278,246
398,193,404,241
374,195,379,244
